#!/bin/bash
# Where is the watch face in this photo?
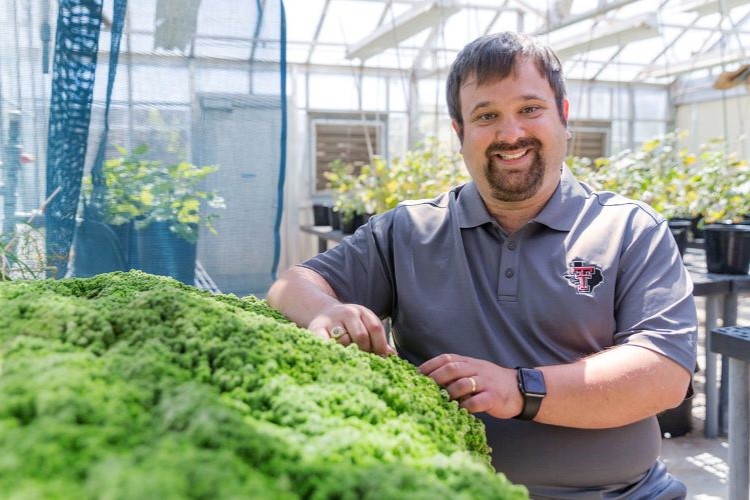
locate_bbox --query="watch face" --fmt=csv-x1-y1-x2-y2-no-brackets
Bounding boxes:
520,368,546,396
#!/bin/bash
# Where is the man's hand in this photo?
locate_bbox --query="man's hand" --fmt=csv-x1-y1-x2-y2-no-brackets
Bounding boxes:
419,354,523,419
308,303,397,357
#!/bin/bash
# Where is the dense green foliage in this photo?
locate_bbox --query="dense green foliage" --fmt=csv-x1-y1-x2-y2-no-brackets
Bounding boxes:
0,271,526,499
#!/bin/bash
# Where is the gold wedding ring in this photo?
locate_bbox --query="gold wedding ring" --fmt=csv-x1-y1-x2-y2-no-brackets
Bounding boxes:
468,376,477,394
330,325,347,340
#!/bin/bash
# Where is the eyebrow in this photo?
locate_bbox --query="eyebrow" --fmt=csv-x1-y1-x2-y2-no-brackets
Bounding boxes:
468,94,549,116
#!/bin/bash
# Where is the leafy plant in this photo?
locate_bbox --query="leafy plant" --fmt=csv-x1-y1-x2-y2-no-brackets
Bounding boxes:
691,138,750,223
83,145,226,243
567,130,700,219
325,138,469,219
568,130,750,223
0,271,528,499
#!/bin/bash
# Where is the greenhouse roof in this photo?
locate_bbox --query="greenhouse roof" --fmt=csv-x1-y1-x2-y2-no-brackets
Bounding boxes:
283,0,750,85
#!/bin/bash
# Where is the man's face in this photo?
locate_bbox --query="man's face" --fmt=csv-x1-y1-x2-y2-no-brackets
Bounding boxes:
453,57,569,204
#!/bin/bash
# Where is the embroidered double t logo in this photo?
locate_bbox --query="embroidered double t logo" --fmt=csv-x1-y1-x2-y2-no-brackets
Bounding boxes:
564,260,604,294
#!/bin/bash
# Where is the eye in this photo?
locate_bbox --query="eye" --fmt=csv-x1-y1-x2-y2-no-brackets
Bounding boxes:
521,106,542,114
476,113,496,121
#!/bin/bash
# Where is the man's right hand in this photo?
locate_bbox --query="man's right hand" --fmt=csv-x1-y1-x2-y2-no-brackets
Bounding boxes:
308,303,396,357
267,266,396,357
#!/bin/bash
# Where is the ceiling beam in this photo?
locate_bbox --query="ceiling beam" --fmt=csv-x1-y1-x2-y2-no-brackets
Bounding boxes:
534,0,641,36
639,48,748,78
306,0,332,65
552,14,660,59
346,0,462,61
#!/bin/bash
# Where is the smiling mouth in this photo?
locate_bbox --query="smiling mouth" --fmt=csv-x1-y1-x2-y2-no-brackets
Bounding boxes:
493,149,529,161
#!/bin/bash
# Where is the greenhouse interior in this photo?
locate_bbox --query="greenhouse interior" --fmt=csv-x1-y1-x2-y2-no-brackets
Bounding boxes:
1,0,750,498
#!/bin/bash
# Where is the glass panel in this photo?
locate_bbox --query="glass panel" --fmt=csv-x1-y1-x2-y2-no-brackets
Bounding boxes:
196,68,249,93
613,86,632,120
317,1,384,44
634,121,666,144
284,0,327,41
611,120,630,154
634,88,667,119
308,73,358,110
389,78,408,112
360,76,387,111
589,86,612,120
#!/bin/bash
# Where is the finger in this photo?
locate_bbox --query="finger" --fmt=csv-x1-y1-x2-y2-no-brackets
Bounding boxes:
337,332,353,347
360,309,389,356
446,376,479,401
386,345,398,356
310,325,332,340
426,360,473,387
459,392,491,414
419,353,457,376
342,317,372,353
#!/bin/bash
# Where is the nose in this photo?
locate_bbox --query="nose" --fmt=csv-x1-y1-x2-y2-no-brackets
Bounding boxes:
494,115,526,145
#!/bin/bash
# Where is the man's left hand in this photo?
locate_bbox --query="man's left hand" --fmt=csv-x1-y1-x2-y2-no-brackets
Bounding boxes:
419,354,523,419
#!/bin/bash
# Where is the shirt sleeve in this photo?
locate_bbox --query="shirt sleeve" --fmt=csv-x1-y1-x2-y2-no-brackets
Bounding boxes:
300,212,395,318
613,219,698,374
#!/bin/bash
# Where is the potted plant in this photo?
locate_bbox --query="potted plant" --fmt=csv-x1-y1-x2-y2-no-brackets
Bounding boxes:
567,130,702,256
324,138,469,235
691,138,750,274
324,159,367,234
80,144,225,283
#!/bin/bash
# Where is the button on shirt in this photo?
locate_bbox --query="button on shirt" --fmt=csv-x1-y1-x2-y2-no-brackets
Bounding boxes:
301,166,697,498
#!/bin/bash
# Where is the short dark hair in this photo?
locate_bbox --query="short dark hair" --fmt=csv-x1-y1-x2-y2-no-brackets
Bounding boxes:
446,32,567,135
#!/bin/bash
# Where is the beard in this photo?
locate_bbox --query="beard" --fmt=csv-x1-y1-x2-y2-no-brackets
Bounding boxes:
484,137,545,202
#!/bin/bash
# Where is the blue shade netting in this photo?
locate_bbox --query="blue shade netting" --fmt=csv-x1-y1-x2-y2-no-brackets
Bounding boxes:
0,0,287,297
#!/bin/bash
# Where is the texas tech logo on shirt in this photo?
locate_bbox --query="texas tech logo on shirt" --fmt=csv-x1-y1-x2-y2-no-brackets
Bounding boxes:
564,260,603,294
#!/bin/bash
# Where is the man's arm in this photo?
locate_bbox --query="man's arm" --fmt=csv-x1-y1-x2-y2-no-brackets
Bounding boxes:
420,345,691,429
267,266,395,356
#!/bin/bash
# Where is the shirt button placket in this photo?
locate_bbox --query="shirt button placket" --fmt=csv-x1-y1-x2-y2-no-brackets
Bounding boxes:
498,239,520,301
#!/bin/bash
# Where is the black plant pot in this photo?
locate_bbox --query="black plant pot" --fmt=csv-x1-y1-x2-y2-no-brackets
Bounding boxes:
73,219,128,277
312,203,331,226
109,221,137,269
703,224,750,274
340,214,358,235
691,216,704,240
657,397,693,438
340,213,375,235
667,219,691,257
134,221,197,285
329,208,341,230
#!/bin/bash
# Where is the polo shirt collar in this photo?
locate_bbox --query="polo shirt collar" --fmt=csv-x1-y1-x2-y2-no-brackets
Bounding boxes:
455,165,589,231
532,165,589,231
456,181,495,229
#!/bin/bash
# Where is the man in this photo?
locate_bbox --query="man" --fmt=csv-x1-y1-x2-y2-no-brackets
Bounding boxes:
268,32,696,499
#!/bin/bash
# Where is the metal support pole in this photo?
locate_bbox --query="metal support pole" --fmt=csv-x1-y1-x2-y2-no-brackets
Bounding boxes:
728,358,750,500
2,111,22,237
721,292,740,436
706,294,721,438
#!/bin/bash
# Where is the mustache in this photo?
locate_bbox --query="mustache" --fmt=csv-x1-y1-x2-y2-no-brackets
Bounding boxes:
486,138,542,156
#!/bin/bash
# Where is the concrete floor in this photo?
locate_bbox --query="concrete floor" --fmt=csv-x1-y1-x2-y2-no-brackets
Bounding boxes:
659,295,742,499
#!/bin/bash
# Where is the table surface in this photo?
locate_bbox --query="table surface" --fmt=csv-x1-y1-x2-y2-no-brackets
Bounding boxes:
300,224,345,243
682,247,750,295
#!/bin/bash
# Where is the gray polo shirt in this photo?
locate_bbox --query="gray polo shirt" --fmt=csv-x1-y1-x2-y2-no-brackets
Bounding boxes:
302,166,697,498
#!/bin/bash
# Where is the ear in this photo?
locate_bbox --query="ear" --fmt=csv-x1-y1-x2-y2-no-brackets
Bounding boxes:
451,120,464,148
563,98,572,139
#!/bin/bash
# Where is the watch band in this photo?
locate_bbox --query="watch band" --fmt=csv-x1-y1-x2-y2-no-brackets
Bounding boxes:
514,367,546,421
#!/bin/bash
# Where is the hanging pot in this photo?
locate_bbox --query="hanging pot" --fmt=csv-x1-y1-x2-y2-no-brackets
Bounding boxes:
703,224,750,274
134,221,197,284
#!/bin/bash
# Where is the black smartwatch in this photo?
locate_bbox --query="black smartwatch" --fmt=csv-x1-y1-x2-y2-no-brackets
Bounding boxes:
514,367,546,420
